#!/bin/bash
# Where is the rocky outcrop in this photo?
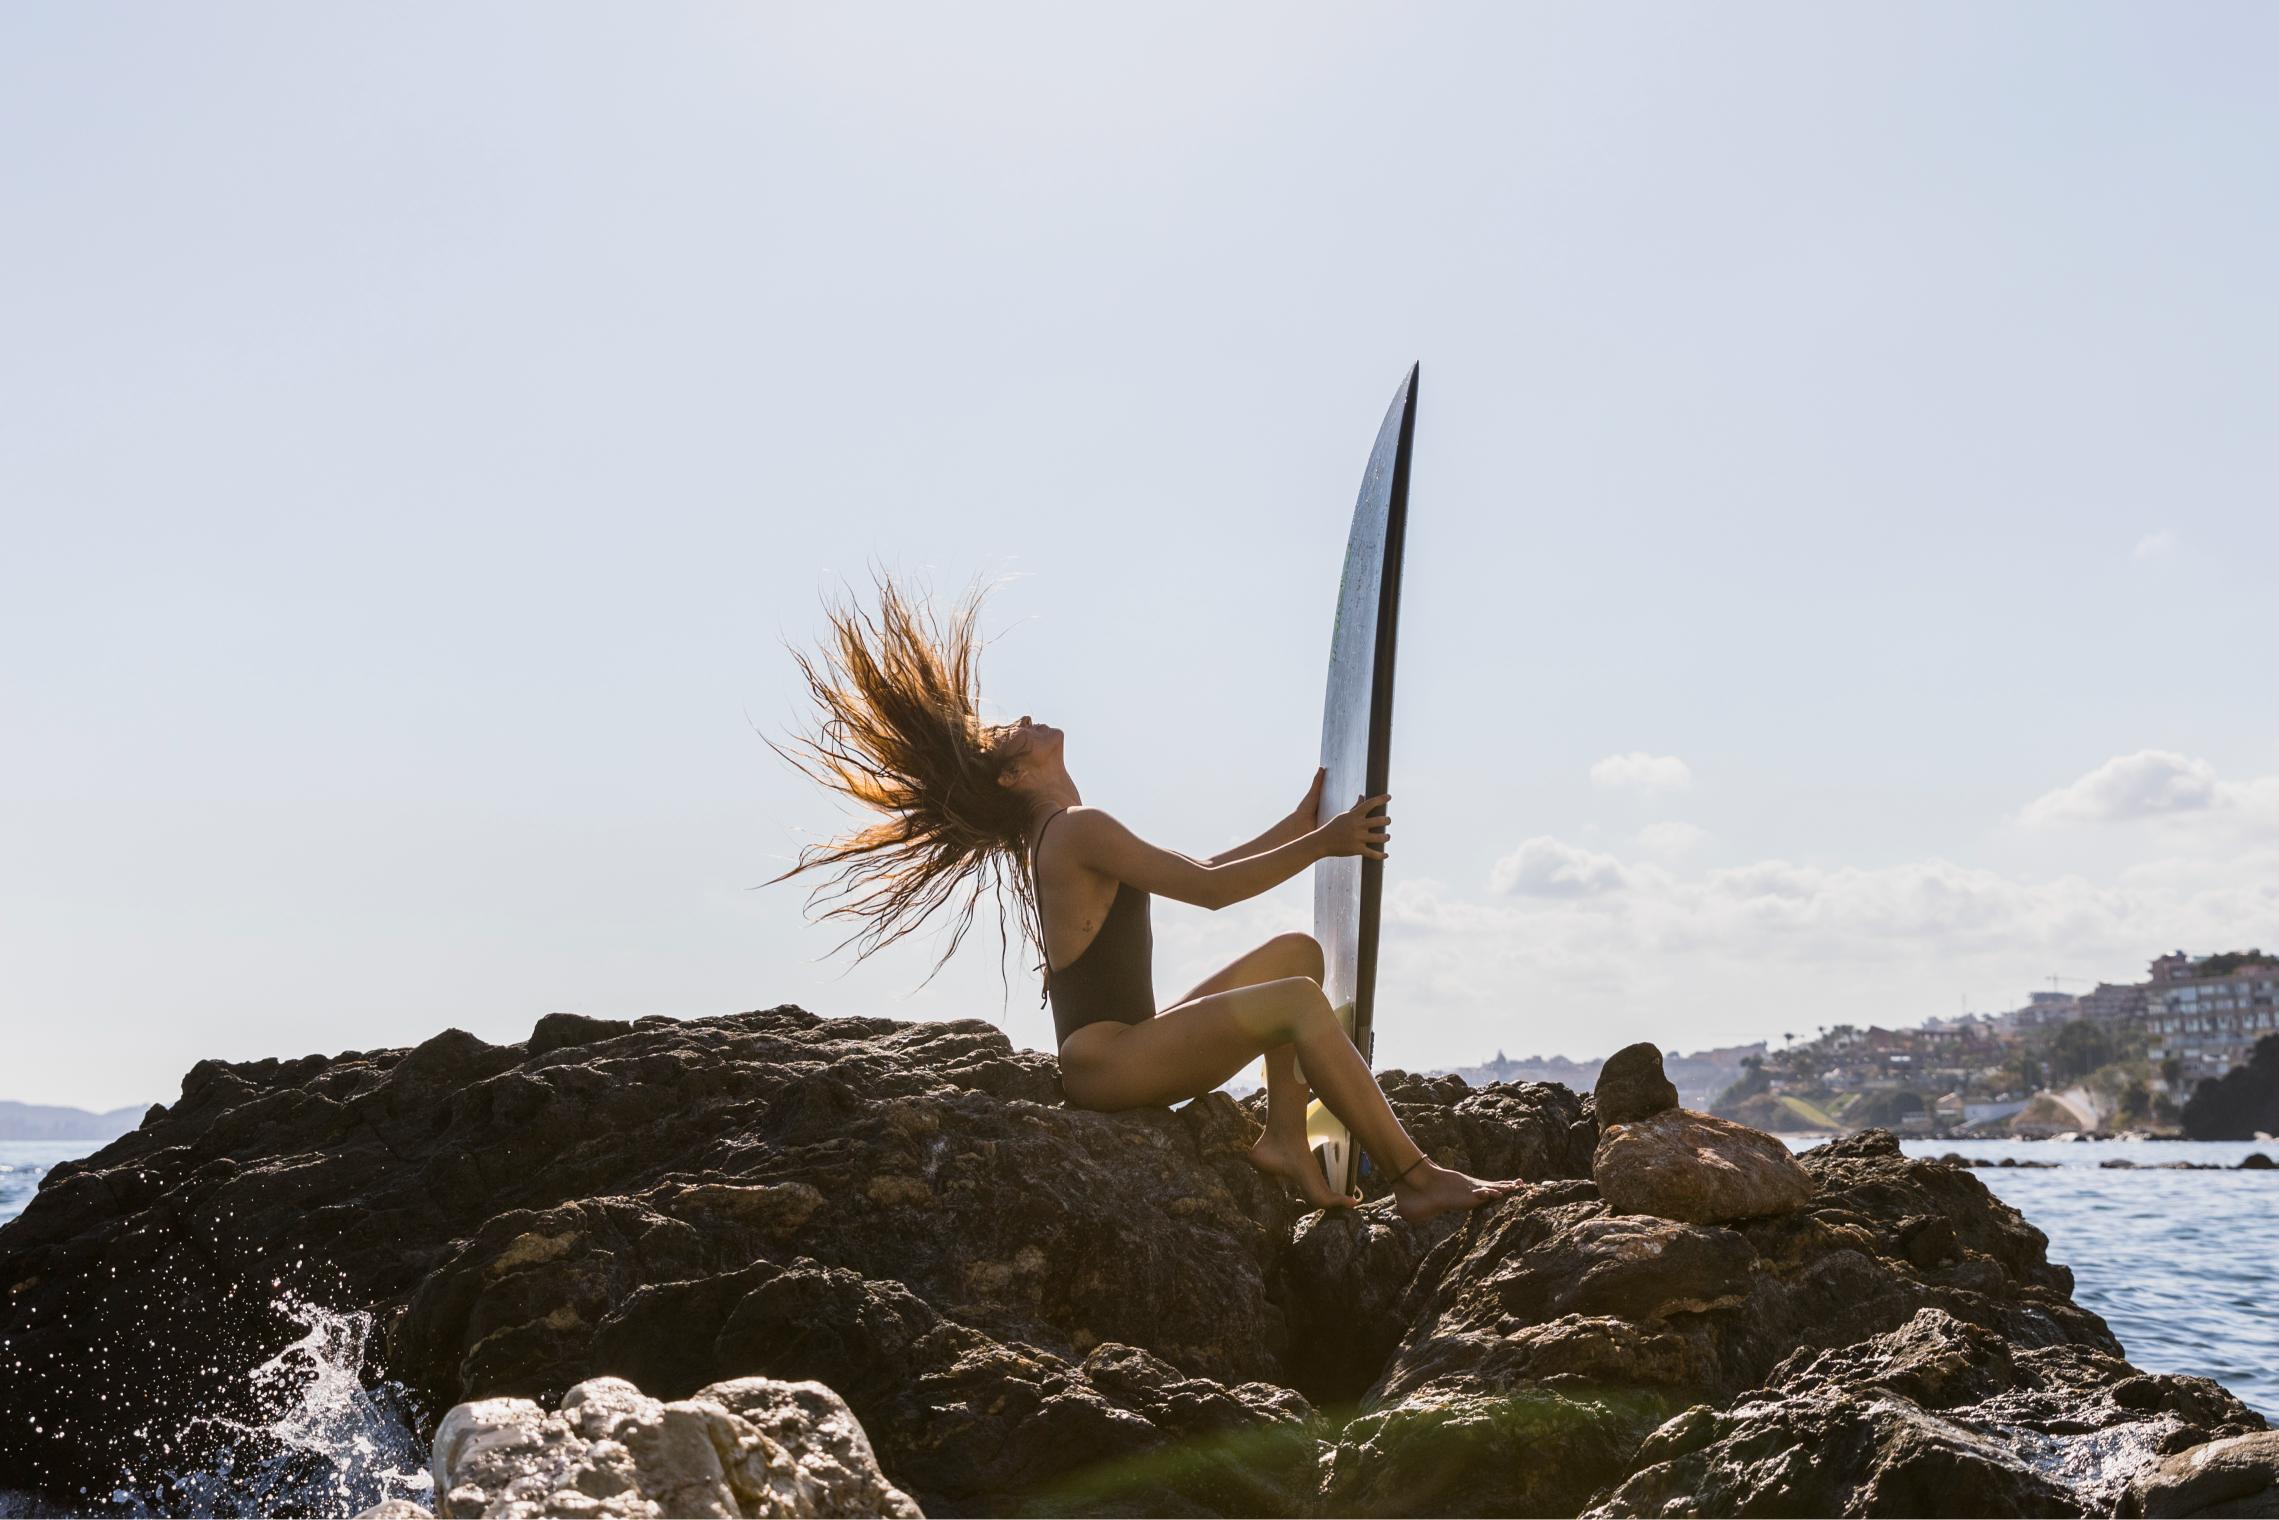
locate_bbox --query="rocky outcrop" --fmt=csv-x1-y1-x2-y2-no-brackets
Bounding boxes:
1320,1131,2262,1517
403,1374,920,1518
1,1010,2266,1517
1594,1107,1816,1224
1596,1308,2260,1516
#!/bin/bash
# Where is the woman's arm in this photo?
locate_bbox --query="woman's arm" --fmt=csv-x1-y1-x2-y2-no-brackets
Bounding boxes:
1068,806,1329,911
1205,810,1314,868
1203,829,1332,909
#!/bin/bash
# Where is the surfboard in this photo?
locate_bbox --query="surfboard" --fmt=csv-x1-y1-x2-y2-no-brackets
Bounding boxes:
1303,362,1419,1198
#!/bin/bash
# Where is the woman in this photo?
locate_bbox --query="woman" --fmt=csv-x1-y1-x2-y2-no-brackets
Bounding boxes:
765,570,1527,1223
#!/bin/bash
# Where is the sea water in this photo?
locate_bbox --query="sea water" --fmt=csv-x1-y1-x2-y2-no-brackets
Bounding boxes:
1,1144,432,1517
4,1136,2275,1515
1888,1137,2279,1419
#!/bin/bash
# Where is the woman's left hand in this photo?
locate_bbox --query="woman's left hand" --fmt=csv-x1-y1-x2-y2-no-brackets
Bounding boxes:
1292,765,1327,826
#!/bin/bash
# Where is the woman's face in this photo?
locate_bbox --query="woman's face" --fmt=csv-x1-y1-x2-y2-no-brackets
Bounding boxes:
991,714,1061,785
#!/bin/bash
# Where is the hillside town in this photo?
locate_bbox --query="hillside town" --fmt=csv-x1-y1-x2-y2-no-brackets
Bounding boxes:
1450,948,2279,1138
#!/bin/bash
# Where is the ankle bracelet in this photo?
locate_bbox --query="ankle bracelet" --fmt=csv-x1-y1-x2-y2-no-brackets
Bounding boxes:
1388,1152,1430,1186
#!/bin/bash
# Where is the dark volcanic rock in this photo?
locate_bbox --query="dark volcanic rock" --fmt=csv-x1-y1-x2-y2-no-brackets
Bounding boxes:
2,1012,2266,1518
1595,1309,2262,1517
0,1009,1320,1513
1593,1042,1680,1128
1320,1129,2262,1517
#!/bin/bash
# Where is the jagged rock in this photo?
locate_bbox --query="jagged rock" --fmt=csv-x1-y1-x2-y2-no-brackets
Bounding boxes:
504,1252,1328,1516
1593,1042,1680,1128
2117,1430,2279,1517
1593,1107,1815,1224
1320,1131,2257,1517
1593,1308,2263,1516
418,1373,919,1518
3,1007,2268,1519
0,1008,1321,1508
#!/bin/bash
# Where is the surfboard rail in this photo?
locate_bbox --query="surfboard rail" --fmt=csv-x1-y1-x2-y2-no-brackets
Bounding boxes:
1306,362,1420,1198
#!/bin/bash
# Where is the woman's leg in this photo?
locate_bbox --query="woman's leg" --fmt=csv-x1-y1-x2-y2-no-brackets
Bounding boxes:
1166,931,1326,1153
1060,972,1530,1221
1163,933,1346,1207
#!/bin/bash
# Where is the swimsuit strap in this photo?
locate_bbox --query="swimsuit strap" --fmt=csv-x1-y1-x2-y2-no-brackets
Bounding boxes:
1034,807,1070,1006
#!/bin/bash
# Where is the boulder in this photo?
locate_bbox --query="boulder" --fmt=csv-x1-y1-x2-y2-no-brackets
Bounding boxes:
1593,1107,1815,1224
2117,1430,2279,1518
417,1374,920,1518
1593,1042,1681,1127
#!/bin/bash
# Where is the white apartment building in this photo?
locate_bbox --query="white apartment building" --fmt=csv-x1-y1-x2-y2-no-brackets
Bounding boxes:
2143,967,2279,1081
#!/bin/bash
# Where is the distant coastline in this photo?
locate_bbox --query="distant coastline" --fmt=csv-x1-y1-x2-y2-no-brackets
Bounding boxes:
0,1100,148,1144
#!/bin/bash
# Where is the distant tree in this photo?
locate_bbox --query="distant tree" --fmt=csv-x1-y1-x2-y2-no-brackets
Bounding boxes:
2183,1035,2279,1140
2194,950,2279,979
2049,1020,2115,1083
1853,1089,1927,1128
1712,1058,1771,1112
2114,1081,2152,1127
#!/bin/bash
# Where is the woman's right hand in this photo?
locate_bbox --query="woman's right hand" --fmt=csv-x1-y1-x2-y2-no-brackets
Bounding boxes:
1320,792,1391,860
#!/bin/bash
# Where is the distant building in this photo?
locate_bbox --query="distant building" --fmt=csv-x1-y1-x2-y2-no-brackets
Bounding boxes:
2150,951,2194,985
2143,959,2279,1081
2010,991,2080,1029
2074,981,2148,1024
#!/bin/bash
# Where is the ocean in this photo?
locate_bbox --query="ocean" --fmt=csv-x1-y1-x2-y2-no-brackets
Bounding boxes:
1889,1136,2279,1419
3,1135,2275,1516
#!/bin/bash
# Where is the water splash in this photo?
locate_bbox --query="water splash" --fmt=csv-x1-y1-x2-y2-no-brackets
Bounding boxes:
121,1293,433,1518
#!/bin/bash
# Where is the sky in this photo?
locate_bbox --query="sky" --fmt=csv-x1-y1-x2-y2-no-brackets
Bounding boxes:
4,3,2276,1110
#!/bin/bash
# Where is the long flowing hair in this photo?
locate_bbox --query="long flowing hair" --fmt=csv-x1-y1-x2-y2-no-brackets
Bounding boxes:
759,565,1045,1002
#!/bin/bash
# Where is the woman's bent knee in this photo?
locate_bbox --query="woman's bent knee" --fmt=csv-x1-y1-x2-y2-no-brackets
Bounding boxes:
1268,930,1326,981
1270,976,1333,1040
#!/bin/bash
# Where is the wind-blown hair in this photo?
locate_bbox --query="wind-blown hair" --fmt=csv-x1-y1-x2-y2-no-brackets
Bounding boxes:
760,566,1043,1002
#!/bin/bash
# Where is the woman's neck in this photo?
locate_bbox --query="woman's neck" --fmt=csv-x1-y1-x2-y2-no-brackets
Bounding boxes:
1025,782,1082,837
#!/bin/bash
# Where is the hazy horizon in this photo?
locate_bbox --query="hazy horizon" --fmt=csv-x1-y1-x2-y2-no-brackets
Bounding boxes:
6,4,2277,1110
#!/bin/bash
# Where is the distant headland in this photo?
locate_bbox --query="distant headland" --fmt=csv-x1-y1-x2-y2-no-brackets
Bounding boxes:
0,1099,151,1143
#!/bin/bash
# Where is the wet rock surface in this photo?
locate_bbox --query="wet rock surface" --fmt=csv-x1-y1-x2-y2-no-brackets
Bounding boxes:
1,1009,2266,1516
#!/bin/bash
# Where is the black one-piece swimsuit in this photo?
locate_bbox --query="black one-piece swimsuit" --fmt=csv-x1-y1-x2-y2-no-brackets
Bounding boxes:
1035,807,1157,1048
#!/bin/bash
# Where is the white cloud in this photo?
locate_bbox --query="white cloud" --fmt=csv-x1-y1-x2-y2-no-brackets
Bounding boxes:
1489,836,1629,897
1359,830,2279,1069
2022,750,2222,825
2133,530,2177,560
1589,752,1693,795
1637,821,1709,858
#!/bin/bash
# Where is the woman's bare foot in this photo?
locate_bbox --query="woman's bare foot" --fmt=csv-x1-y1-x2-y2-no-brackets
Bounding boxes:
1246,1132,1358,1211
1388,1156,1530,1224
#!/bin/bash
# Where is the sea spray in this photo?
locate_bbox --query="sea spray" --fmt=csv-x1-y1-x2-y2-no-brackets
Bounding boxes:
122,1293,432,1518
